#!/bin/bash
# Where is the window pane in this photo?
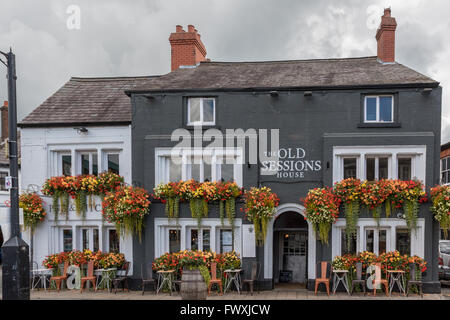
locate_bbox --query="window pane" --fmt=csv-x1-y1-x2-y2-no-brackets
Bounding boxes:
81,154,90,175
189,98,201,123
365,97,377,121
379,96,392,122
169,156,182,182
191,163,201,181
343,158,357,179
203,99,214,123
366,158,375,181
443,171,447,184
396,228,410,255
169,229,180,253
221,164,234,182
220,229,233,253
379,157,388,179
107,154,120,174
62,155,72,176
191,229,198,251
93,229,99,252
63,229,73,252
203,162,211,182
365,229,374,253
92,153,98,176
109,229,120,253
379,230,387,254
341,229,357,255
398,158,411,181
0,172,7,191
203,230,210,251
82,229,89,251
442,158,447,171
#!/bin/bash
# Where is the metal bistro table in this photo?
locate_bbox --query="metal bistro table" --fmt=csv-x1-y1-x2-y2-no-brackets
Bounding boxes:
95,268,117,292
157,270,175,295
224,269,242,294
332,269,350,295
31,268,52,290
388,270,406,296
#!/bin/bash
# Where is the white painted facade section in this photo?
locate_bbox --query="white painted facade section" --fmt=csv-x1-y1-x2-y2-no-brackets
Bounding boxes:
20,125,134,273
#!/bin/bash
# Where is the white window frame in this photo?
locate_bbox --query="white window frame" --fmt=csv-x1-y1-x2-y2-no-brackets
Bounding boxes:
186,227,211,251
61,227,73,252
105,227,120,253
365,155,391,181
78,151,98,175
441,156,450,185
363,227,389,256
187,97,216,126
55,151,72,176
103,151,121,174
155,147,243,186
333,145,426,184
332,218,425,259
79,227,100,251
0,169,9,192
217,228,234,254
364,95,394,123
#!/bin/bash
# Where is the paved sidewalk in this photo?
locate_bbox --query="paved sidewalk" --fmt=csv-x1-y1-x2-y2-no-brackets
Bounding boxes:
30,287,450,300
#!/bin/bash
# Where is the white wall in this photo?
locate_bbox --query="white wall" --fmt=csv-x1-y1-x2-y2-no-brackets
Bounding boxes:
20,125,134,273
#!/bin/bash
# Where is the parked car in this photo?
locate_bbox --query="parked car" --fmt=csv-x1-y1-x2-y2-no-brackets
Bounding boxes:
438,240,450,280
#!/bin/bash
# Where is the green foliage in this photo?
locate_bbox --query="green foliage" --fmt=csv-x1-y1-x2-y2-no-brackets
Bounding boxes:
190,198,209,228
199,265,211,287
344,200,360,251
404,199,419,232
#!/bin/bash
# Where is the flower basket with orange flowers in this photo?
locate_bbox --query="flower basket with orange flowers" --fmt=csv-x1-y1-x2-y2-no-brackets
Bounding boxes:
359,180,388,226
244,187,280,246
333,178,361,250
19,192,47,233
430,185,450,238
303,187,339,245
399,180,427,232
102,186,151,241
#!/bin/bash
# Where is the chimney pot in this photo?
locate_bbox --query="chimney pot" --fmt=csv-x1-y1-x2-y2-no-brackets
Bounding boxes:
169,25,207,71
376,8,397,63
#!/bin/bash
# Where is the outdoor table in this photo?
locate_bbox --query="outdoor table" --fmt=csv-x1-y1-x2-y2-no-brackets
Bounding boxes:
31,268,52,290
224,269,242,294
94,268,117,292
156,270,175,295
388,270,406,296
332,270,350,295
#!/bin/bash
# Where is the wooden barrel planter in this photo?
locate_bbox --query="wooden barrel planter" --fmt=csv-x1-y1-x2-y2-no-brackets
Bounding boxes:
180,269,207,300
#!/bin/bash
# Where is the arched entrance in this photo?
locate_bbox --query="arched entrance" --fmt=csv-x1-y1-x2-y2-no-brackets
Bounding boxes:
264,203,316,287
273,211,308,284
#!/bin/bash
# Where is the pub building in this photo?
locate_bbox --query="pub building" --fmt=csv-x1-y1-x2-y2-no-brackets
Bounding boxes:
19,9,442,292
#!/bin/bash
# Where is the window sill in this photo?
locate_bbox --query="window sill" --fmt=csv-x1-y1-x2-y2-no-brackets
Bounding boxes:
184,125,221,130
357,122,401,128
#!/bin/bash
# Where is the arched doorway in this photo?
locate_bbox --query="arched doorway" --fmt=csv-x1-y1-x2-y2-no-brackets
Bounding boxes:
273,211,308,284
263,203,316,288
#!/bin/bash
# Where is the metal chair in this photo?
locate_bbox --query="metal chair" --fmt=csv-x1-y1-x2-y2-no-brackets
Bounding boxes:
49,261,69,292
314,261,331,295
30,261,40,289
141,263,157,295
112,261,130,293
371,263,389,296
241,261,260,295
350,262,366,295
80,260,97,293
406,263,423,297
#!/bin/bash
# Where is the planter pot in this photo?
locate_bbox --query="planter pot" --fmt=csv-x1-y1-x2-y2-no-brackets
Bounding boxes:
180,268,207,300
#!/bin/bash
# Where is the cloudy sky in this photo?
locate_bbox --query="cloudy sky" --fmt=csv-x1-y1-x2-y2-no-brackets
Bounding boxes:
0,0,449,141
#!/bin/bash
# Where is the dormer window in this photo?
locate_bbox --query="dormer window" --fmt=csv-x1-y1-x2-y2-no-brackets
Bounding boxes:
364,95,393,123
187,97,215,126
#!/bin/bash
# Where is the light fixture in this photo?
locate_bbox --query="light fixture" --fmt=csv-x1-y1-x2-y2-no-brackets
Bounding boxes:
270,91,279,97
304,91,312,96
74,127,88,134
422,88,432,95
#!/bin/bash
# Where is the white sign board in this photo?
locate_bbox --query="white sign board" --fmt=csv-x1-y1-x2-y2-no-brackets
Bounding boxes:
5,176,12,190
242,224,256,257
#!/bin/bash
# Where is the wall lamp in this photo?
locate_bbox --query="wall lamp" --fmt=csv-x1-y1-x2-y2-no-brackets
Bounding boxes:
422,88,432,95
304,91,312,97
269,91,279,97
74,127,88,134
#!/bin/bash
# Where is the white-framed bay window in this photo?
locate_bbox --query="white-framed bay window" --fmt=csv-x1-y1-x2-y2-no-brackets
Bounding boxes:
332,218,424,258
155,147,243,186
154,218,242,257
333,145,426,183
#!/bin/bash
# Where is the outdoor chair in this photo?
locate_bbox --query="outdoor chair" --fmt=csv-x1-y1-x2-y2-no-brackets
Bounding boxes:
371,263,389,296
406,263,423,297
141,263,157,295
49,261,69,292
314,261,331,295
208,262,223,295
350,262,366,295
80,260,97,293
113,261,130,293
30,261,40,289
241,261,260,295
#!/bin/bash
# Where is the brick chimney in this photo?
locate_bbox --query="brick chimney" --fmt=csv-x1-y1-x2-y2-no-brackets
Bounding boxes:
1,101,8,141
376,8,397,63
169,25,207,71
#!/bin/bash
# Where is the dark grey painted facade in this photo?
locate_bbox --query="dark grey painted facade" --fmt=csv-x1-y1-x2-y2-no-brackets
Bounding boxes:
130,85,442,292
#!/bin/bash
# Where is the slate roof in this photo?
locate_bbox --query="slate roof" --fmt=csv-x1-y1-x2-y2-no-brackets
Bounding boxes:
129,56,438,93
20,56,439,126
19,76,156,126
